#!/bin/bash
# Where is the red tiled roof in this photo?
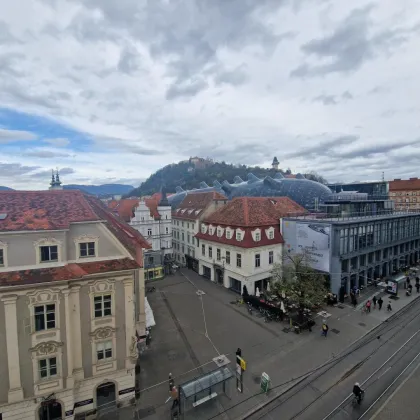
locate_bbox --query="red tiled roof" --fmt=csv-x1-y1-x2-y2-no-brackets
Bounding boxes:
85,195,152,254
195,227,284,248
173,191,227,221
203,197,306,227
390,178,420,191
107,198,140,222
0,190,101,231
0,258,140,287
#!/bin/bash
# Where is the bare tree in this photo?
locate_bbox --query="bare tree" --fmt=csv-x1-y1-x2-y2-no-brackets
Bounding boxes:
271,252,328,309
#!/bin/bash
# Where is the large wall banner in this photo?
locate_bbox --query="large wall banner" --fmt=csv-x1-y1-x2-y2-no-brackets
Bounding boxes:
296,223,331,272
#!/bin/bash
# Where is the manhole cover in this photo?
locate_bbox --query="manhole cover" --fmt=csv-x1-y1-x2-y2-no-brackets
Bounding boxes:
136,406,156,419
337,305,345,309
358,322,366,327
168,350,177,360
331,328,340,334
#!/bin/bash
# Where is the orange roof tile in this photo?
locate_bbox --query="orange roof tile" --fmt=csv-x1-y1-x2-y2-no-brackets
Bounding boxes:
204,197,306,227
173,191,227,220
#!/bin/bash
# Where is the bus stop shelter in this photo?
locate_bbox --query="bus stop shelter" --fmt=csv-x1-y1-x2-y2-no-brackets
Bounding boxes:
177,366,233,419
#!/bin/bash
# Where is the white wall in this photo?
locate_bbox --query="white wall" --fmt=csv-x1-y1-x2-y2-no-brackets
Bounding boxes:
172,218,198,265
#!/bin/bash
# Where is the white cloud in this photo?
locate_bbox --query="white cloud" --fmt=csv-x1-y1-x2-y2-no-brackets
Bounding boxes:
0,0,420,187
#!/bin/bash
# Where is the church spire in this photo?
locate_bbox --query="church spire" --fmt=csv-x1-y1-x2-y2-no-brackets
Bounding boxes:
158,186,170,207
50,169,56,187
55,169,61,186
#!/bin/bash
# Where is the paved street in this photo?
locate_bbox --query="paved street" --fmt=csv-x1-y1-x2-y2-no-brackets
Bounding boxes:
133,269,420,420
246,292,420,420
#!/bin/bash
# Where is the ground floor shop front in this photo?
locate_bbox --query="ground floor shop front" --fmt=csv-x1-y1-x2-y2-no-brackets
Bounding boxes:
197,261,272,295
0,370,135,420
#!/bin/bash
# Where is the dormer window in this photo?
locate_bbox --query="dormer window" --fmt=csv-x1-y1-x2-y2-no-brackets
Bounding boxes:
268,231,274,239
79,242,96,258
40,245,58,262
255,232,261,241
236,231,241,241
226,230,232,240
201,224,207,234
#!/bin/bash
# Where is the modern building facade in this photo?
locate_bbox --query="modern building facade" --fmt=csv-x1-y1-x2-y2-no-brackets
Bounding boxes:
327,181,389,198
0,190,150,420
282,211,420,295
195,197,306,294
172,192,228,270
389,178,420,211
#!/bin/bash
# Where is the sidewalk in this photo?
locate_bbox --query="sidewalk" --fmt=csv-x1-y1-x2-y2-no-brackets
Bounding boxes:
133,271,419,420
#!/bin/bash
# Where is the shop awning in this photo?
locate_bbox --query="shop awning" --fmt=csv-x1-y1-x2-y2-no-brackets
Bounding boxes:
145,297,156,328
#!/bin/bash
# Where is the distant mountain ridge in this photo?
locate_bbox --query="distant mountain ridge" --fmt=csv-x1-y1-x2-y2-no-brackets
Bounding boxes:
63,184,135,196
0,184,134,196
127,158,327,197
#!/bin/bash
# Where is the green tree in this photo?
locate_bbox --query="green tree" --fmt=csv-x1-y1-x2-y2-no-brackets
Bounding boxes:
304,171,328,185
271,252,328,309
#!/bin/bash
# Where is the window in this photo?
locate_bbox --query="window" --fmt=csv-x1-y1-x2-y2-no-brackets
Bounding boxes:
217,248,221,261
269,251,274,264
226,251,230,264
39,357,57,379
217,229,222,237
268,231,274,240
182,222,184,227
181,245,184,253
40,245,58,262
148,256,154,265
255,254,261,267
209,247,213,258
187,234,190,243
182,233,184,241
147,228,152,236
236,253,242,268
202,244,205,256
166,227,169,234
96,341,113,361
94,295,112,318
34,304,56,331
255,232,261,241
0,249,3,266
226,230,232,239
236,232,241,241
79,242,95,258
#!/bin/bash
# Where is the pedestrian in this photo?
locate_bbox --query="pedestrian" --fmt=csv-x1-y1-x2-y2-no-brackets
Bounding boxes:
352,296,358,308
321,321,329,338
378,297,383,310
387,301,392,312
372,296,377,309
366,300,371,313
416,283,420,293
171,386,179,409
169,373,174,392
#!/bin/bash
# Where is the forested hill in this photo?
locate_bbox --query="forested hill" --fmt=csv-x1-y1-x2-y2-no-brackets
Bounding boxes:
127,159,327,197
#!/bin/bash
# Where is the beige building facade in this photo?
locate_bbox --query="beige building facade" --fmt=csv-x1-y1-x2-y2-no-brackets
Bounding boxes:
0,190,150,420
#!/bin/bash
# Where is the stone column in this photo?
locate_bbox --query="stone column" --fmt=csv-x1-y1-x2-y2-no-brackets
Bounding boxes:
70,286,84,380
1,295,24,402
63,290,74,388
123,278,135,368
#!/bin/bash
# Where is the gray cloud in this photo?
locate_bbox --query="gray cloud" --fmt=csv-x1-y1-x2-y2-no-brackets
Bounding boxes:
23,150,73,158
117,46,142,74
43,138,70,147
0,128,37,143
94,136,163,155
166,78,209,100
313,94,337,106
0,162,41,176
213,64,248,86
30,167,76,179
291,5,417,78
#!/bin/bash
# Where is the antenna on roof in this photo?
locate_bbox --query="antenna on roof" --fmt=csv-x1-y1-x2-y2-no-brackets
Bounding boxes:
382,171,385,182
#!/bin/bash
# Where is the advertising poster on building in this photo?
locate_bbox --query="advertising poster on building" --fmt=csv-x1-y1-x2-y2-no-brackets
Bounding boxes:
296,223,331,272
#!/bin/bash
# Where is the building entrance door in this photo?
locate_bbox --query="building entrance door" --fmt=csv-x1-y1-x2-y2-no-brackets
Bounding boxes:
215,268,224,285
38,400,62,420
96,382,116,417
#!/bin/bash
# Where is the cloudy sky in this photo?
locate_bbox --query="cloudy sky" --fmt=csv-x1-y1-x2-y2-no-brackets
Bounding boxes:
1,0,420,189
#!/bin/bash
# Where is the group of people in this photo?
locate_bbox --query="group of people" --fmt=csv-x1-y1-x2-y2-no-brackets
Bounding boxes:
405,276,420,296
364,295,393,312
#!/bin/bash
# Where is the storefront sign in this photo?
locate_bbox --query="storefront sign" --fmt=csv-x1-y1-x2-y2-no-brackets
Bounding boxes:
119,387,135,395
74,398,94,409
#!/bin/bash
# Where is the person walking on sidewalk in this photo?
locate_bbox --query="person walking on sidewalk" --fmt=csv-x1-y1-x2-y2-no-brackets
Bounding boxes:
387,301,392,312
416,282,420,293
171,386,179,410
378,297,383,310
321,321,329,338
372,296,377,309
366,300,371,313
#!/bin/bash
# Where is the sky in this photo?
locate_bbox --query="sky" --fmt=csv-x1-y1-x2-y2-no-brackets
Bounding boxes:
1,0,420,190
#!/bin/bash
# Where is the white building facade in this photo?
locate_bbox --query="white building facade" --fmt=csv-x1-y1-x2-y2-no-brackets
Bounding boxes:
195,197,307,294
